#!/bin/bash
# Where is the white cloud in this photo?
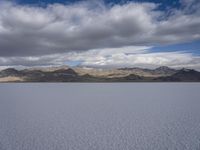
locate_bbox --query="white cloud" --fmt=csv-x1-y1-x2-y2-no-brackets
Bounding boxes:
0,0,200,69
64,47,200,69
1,46,200,70
0,0,199,57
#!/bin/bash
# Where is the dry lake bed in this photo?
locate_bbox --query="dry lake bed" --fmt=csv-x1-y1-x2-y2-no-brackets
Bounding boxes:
0,83,200,150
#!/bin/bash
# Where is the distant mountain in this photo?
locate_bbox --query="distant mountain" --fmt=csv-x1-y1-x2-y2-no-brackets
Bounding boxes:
153,66,177,75
118,66,177,77
0,68,22,77
23,68,79,82
155,68,200,82
0,66,199,82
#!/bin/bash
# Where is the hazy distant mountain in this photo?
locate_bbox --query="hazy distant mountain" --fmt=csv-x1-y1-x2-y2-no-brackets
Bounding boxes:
0,66,199,82
118,66,177,77
153,66,177,75
155,69,200,82
0,68,22,77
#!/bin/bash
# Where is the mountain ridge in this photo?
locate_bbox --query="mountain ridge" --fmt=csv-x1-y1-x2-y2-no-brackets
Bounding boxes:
0,66,200,82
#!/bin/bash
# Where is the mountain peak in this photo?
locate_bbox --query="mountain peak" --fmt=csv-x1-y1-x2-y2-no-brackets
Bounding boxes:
0,68,21,77
154,66,176,75
180,68,194,72
155,66,172,71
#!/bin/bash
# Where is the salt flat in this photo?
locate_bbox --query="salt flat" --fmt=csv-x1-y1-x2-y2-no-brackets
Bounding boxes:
0,83,200,150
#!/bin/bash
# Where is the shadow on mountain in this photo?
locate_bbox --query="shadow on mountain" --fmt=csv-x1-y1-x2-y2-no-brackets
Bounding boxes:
154,69,200,82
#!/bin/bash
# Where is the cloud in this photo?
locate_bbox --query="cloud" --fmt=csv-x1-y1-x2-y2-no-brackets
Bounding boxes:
0,0,199,57
0,46,150,66
180,0,200,14
0,0,200,69
64,47,200,70
1,46,200,71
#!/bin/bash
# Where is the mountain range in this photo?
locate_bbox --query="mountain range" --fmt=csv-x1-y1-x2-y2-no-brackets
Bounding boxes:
0,66,200,82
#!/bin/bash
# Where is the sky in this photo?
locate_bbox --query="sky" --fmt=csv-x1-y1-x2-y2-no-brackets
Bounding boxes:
0,0,200,69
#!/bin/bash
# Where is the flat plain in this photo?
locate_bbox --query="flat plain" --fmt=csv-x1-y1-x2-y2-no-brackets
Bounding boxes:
0,83,200,150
